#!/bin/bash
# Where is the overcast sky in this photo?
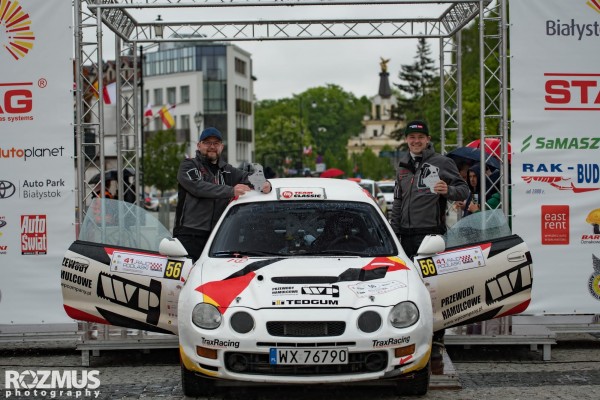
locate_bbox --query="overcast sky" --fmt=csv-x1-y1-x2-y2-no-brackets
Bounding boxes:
94,2,446,100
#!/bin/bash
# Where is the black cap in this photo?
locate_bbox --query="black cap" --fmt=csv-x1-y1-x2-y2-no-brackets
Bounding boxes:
404,120,429,136
199,127,223,142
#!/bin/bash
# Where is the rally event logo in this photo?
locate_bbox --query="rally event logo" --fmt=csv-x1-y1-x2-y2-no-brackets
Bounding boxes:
21,214,46,255
588,254,600,301
588,0,600,13
0,0,35,61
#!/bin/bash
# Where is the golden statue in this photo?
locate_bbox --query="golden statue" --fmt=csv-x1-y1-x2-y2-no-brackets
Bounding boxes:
380,57,390,73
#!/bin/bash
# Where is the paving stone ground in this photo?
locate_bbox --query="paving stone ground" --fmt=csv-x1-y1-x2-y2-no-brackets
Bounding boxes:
1,333,598,399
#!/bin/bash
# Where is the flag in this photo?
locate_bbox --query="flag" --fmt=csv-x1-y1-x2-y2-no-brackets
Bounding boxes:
158,104,175,129
303,145,313,155
91,81,117,105
103,82,117,105
144,102,153,118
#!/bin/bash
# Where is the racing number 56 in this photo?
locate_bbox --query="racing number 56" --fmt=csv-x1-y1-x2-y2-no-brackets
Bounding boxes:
164,260,183,280
417,257,437,277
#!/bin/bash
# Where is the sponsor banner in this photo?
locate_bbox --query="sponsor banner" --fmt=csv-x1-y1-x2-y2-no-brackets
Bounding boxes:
511,0,600,312
0,0,75,325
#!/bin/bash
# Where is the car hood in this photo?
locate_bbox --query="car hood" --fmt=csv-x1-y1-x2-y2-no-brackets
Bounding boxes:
189,256,412,313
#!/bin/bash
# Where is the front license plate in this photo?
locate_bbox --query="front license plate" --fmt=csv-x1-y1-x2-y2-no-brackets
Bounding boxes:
269,348,348,365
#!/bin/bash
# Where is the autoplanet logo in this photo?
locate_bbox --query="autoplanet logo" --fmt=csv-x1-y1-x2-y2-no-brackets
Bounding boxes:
4,369,101,398
0,146,66,161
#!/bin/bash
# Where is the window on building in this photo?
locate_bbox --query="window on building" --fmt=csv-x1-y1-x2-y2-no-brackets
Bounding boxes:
235,57,247,76
180,85,190,103
153,88,163,106
181,114,190,131
167,87,176,105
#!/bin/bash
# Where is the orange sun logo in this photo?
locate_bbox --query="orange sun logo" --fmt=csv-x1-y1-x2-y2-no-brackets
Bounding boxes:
0,0,35,60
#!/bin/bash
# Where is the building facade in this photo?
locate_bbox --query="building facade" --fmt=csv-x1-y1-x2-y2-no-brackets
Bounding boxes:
142,41,254,167
347,59,405,157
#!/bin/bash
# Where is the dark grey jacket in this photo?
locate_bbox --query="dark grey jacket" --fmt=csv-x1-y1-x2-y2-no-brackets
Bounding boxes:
174,151,251,235
390,144,469,236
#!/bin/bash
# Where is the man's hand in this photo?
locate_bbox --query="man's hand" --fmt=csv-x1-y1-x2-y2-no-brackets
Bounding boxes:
261,181,272,194
433,180,448,195
234,184,252,196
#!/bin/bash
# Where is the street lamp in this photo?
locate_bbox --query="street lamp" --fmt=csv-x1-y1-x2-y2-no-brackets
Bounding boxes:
194,111,203,135
154,15,164,38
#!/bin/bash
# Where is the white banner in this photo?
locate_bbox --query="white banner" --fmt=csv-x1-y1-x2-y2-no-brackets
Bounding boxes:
0,0,75,325
510,0,600,313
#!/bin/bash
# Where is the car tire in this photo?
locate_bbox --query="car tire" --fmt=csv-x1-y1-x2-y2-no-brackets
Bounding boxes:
394,361,430,396
180,362,217,397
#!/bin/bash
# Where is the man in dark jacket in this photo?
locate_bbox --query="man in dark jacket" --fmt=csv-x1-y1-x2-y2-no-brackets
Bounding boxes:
390,120,469,258
173,127,272,262
390,120,469,364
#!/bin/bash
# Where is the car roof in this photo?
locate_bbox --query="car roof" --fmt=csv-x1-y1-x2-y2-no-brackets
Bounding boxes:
232,177,376,205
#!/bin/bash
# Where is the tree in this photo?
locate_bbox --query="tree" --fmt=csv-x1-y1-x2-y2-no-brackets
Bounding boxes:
142,129,186,195
254,85,370,175
395,38,439,122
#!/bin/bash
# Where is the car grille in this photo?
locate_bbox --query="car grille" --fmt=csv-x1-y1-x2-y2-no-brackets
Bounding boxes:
223,351,388,375
266,321,345,337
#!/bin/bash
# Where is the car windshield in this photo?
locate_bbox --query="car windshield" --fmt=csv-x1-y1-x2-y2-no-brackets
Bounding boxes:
78,198,172,252
379,184,394,194
443,209,512,248
209,201,397,257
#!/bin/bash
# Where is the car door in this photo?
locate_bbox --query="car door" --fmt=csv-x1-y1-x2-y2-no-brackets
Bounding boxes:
413,210,533,332
61,198,193,335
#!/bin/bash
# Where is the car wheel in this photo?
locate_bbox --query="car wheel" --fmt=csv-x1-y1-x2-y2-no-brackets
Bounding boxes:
180,362,216,397
394,361,431,396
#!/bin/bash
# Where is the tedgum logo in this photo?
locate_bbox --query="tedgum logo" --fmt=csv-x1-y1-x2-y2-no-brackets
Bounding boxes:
0,0,35,61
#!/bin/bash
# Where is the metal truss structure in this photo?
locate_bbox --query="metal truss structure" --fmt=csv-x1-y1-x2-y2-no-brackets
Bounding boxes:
74,0,508,226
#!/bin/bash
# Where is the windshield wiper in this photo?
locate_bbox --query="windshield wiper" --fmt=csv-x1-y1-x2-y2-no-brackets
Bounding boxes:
211,250,281,257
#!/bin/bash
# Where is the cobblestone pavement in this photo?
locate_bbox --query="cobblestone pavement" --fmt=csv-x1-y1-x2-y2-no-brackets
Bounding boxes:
1,333,599,400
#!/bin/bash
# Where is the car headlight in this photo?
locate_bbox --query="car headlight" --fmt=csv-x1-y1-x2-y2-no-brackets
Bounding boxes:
191,303,222,329
389,301,419,328
357,310,382,333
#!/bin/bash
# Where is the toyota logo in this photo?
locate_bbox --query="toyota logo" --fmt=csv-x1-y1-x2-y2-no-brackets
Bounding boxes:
0,180,16,199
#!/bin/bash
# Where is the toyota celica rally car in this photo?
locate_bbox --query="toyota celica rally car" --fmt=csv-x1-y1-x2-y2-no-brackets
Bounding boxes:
61,175,533,397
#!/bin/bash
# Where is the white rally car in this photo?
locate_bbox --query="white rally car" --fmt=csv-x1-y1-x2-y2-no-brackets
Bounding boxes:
61,175,533,397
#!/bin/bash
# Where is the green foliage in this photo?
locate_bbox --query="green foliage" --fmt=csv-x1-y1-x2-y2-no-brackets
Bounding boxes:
142,129,187,195
255,84,370,175
395,38,439,126
351,147,397,181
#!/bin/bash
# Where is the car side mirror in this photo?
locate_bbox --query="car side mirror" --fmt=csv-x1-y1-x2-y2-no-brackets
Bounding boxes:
159,237,189,257
416,235,445,255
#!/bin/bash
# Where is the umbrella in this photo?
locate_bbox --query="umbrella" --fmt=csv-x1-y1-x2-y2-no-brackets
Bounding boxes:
466,138,512,163
88,168,135,184
320,168,345,178
447,147,501,170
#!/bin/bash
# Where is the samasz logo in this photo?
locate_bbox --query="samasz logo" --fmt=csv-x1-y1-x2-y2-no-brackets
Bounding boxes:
4,369,100,398
544,73,600,111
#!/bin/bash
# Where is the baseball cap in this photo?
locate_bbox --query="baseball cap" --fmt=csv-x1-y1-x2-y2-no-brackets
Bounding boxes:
404,120,429,136
199,127,223,142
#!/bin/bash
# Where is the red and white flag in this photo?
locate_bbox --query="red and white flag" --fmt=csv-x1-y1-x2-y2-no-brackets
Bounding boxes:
102,82,117,105
144,102,153,118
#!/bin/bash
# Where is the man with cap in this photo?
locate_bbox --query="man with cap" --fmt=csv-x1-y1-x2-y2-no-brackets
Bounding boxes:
173,127,272,262
390,120,469,362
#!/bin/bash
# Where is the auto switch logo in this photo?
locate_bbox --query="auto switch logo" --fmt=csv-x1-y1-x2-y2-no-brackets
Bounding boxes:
0,0,35,61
